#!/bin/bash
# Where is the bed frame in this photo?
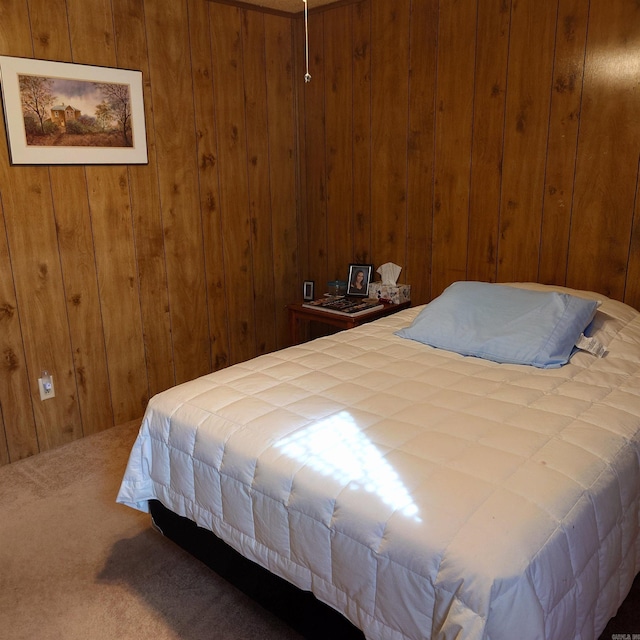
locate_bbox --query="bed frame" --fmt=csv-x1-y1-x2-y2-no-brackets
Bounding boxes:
149,500,365,639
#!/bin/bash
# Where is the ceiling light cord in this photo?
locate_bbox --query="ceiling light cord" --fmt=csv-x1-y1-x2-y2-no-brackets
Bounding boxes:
303,0,311,82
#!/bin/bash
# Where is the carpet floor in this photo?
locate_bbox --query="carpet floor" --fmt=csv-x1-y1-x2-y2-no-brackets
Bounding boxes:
0,420,637,639
0,421,301,640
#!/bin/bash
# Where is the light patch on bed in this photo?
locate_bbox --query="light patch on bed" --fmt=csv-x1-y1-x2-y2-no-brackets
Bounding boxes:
275,411,421,521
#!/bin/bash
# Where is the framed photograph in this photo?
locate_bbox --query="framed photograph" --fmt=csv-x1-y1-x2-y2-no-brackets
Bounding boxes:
303,280,314,301
347,264,373,297
0,56,147,165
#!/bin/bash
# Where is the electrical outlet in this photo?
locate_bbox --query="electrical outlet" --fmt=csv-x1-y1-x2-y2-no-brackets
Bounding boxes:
38,372,55,401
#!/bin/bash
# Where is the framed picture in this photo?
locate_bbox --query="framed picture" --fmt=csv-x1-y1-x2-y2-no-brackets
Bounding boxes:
347,264,373,297
303,280,314,301
0,56,148,165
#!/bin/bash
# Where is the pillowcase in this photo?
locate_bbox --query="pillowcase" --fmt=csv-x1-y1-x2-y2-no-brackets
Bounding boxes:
395,281,599,368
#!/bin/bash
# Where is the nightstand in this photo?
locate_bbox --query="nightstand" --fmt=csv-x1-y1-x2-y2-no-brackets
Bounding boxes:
287,300,411,345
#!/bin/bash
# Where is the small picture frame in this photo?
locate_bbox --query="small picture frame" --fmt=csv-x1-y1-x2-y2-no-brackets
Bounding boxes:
303,280,315,301
347,264,373,297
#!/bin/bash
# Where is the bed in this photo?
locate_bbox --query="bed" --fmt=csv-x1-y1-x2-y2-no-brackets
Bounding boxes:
117,282,640,640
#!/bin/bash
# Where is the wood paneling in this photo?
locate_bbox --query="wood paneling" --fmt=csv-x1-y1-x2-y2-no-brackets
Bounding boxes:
405,0,438,305
264,14,299,347
298,0,640,310
351,1,372,266
2,0,640,466
370,0,410,272
0,0,299,464
538,0,588,286
467,0,510,284
431,0,477,296
567,0,640,302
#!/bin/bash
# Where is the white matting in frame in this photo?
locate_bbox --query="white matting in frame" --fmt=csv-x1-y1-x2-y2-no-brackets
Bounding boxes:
0,56,148,165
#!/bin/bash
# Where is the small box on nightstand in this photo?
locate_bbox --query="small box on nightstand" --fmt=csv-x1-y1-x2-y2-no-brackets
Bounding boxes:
368,282,411,304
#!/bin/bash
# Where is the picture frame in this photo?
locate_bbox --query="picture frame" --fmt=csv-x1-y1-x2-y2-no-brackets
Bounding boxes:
0,56,148,165
303,280,315,301
346,264,373,297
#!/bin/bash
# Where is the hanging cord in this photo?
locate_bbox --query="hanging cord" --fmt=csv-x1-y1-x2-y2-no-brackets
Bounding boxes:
303,0,311,82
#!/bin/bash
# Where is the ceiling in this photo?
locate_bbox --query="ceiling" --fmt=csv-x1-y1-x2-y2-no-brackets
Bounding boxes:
233,0,339,14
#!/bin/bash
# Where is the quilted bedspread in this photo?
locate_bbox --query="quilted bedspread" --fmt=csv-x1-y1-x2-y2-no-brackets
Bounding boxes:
117,284,640,640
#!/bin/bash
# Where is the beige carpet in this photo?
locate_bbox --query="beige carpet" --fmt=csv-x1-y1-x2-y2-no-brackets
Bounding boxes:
1,421,637,640
0,421,301,640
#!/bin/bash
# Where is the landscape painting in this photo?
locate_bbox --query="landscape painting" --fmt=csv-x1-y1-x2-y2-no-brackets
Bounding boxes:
0,56,147,165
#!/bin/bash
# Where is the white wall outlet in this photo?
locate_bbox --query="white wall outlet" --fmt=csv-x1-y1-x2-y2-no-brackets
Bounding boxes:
38,371,55,401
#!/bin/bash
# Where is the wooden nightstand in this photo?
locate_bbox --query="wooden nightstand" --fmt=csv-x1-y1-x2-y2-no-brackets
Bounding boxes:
287,300,411,345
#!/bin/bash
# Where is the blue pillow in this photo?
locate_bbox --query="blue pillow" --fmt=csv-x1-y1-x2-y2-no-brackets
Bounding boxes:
396,282,599,368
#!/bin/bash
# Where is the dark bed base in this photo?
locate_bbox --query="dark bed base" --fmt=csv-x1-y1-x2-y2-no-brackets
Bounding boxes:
149,500,365,640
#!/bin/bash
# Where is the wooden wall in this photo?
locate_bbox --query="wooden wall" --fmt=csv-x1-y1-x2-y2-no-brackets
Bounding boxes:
297,0,640,310
0,0,298,465
2,0,640,466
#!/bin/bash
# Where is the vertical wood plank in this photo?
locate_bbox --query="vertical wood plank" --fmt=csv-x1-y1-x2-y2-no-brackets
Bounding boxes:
302,13,328,294
264,13,299,348
497,0,557,283
65,0,148,423
0,1,81,452
324,6,353,279
538,0,588,286
113,0,176,396
467,0,510,285
48,168,115,433
567,0,640,300
0,0,40,461
187,0,230,371
293,15,310,291
627,165,640,311
242,10,277,355
145,0,211,381
0,163,82,450
431,0,477,295
0,197,38,461
371,0,410,270
352,0,372,266
29,0,115,435
210,3,256,364
405,0,438,304
85,168,149,423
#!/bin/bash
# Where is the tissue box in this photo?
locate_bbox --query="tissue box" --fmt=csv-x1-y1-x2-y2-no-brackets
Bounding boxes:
368,282,411,304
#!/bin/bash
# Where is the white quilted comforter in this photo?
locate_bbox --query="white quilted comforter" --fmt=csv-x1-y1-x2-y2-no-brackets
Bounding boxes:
117,284,640,640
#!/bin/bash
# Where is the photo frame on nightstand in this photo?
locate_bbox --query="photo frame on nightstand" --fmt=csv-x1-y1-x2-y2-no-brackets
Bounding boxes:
303,280,314,301
347,264,373,297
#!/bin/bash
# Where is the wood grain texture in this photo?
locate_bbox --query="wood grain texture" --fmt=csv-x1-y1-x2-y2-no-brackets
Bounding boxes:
0,0,301,464
2,0,640,466
30,0,115,436
497,0,557,283
114,0,176,396
66,0,148,424
567,0,640,300
324,7,354,279
188,0,230,372
431,0,477,296
264,13,299,348
211,3,257,364
467,0,510,284
302,13,329,290
405,0,438,304
538,0,588,286
0,196,38,461
295,0,640,311
242,11,277,356
351,0,372,266
370,0,410,271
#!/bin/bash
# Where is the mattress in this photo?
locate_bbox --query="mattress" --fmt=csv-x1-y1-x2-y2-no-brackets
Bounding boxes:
117,283,640,640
